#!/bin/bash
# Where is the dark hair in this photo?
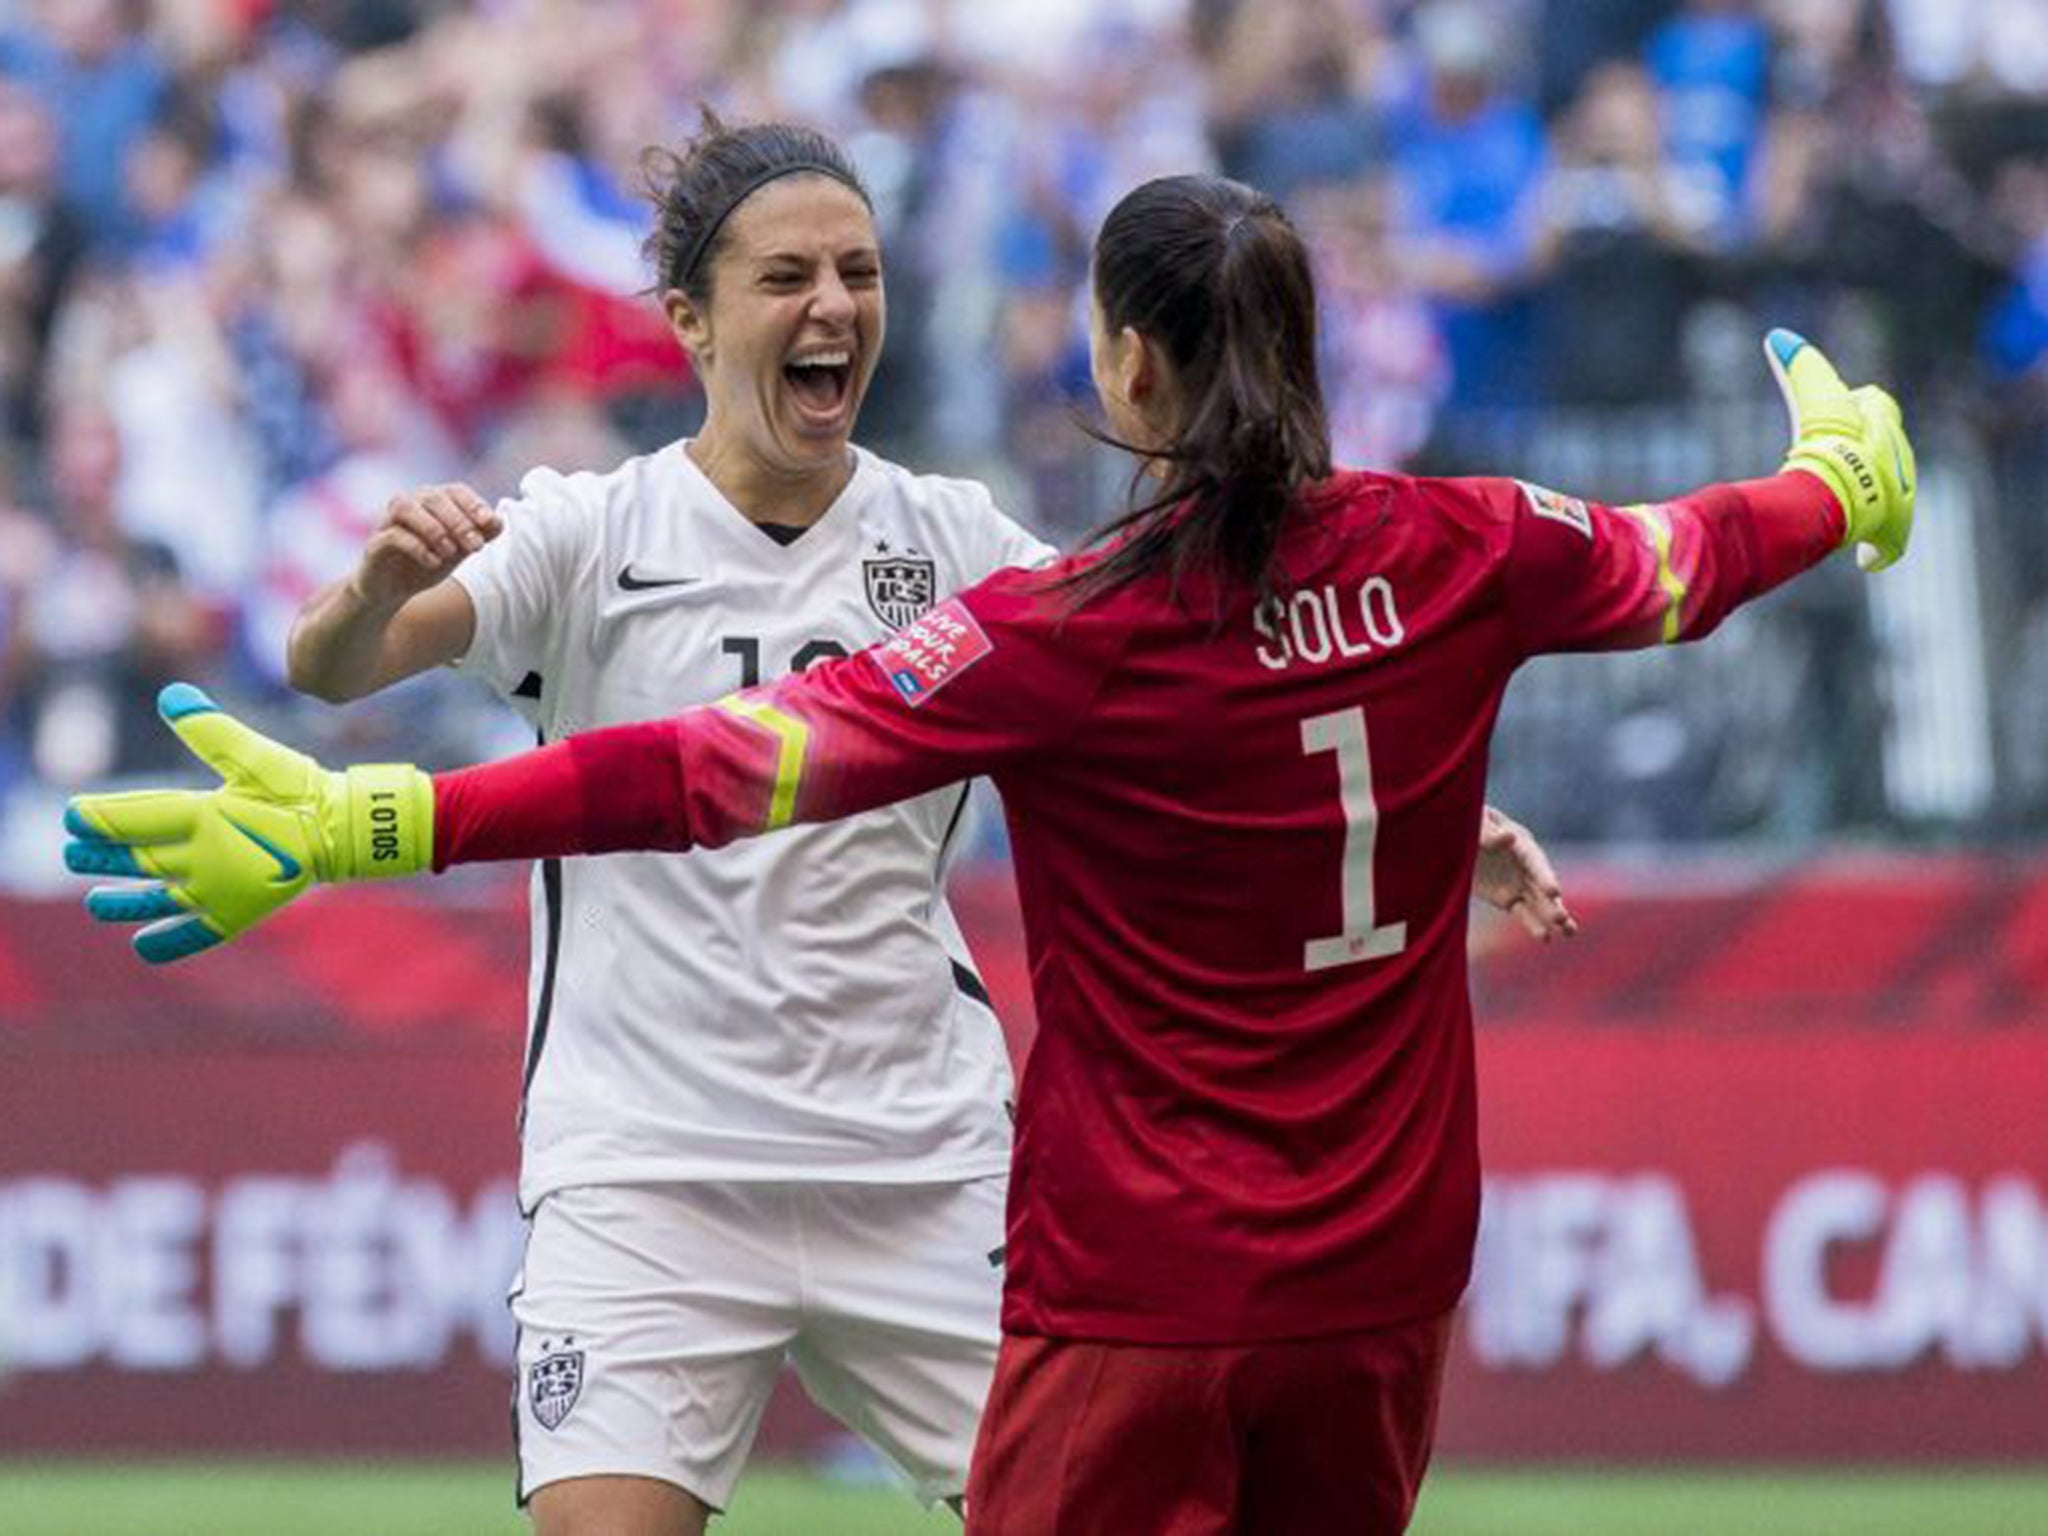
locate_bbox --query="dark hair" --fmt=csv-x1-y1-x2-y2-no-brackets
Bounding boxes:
1062,174,1331,612
642,110,872,305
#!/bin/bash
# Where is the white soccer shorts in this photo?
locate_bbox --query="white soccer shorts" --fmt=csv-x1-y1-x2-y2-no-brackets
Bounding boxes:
509,1177,1007,1510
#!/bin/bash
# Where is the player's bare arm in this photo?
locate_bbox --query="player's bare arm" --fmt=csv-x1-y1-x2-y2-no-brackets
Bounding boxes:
286,482,501,702
1475,805,1578,942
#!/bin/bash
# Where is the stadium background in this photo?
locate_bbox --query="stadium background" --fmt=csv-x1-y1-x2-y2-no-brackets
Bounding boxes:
2,0,2046,1531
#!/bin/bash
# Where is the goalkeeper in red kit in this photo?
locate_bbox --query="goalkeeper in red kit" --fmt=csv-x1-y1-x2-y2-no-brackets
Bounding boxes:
68,174,1909,1535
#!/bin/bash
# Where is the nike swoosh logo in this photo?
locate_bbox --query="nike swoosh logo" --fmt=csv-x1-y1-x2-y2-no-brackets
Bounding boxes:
226,816,302,883
617,565,701,592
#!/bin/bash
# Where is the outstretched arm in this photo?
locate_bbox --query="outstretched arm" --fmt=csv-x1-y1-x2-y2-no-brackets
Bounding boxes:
1498,330,1914,657
66,572,1108,963
66,685,1586,961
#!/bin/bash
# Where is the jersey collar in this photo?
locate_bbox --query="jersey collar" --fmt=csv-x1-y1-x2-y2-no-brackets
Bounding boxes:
672,440,880,561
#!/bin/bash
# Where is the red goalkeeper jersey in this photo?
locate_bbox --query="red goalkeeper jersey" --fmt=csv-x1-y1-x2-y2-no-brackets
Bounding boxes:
438,469,1844,1344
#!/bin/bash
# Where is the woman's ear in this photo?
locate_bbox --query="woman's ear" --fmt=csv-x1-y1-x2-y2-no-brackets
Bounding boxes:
1119,327,1184,447
664,288,710,363
1117,325,1156,407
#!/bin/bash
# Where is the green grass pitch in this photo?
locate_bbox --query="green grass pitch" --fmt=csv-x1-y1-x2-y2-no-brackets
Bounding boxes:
3,1462,2048,1534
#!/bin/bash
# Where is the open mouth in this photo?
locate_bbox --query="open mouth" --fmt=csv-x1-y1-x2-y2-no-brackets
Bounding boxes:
783,350,854,420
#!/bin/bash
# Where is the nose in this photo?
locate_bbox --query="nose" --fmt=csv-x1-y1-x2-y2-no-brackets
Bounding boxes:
809,270,856,327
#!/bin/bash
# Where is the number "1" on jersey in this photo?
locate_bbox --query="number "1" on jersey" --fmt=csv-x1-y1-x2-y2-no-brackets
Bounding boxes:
1301,707,1408,972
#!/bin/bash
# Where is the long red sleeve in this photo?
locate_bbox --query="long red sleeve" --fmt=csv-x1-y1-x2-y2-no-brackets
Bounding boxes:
432,719,693,869
1497,468,1845,655
1741,468,1848,587
430,566,1104,872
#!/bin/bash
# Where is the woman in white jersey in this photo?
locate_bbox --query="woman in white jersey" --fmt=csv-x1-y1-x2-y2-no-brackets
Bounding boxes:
285,116,1571,1535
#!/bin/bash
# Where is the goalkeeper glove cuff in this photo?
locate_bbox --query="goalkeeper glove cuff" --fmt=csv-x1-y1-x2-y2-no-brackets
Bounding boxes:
326,763,435,881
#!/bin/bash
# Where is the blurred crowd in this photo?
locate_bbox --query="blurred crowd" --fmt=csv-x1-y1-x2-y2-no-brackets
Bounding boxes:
1,0,2046,842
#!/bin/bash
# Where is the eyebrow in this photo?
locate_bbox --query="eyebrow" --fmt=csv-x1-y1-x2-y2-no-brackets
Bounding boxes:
750,247,883,273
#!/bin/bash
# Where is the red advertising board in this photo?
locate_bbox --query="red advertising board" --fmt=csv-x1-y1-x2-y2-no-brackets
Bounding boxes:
0,1049,526,1454
3,858,2045,1460
1450,1028,2048,1460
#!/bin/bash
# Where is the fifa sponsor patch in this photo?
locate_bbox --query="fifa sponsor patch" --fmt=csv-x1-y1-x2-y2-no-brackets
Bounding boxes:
871,599,992,707
1517,480,1593,539
528,1342,584,1431
863,552,937,628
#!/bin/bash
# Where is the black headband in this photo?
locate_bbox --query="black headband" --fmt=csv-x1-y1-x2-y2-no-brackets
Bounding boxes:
675,160,870,288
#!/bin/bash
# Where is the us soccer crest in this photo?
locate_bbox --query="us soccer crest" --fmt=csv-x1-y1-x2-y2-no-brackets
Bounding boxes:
529,1343,584,1431
864,552,937,628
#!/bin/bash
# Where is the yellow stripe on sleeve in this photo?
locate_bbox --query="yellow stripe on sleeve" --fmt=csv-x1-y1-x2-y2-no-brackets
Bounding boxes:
1621,503,1689,644
713,696,810,830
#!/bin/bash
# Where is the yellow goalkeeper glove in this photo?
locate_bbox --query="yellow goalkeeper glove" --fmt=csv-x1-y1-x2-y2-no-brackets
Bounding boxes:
63,683,434,964
1765,328,1916,573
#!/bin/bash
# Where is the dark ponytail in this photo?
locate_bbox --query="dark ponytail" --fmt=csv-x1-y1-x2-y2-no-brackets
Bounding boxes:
1061,174,1331,612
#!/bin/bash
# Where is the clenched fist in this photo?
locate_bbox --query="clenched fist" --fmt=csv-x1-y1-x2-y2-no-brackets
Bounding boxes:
351,482,504,607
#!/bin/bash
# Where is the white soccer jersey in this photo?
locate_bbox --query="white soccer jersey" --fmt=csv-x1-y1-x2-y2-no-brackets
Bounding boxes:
455,442,1054,1208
